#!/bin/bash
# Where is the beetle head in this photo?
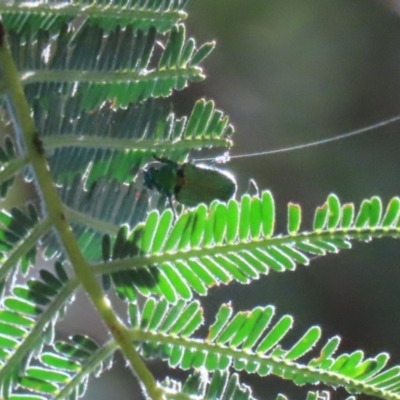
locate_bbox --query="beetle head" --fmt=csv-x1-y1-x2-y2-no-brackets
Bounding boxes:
143,167,155,189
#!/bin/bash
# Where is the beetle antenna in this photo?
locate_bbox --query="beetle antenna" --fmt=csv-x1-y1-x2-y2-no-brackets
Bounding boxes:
195,113,400,163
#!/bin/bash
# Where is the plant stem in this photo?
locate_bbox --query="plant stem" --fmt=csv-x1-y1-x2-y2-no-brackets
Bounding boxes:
0,4,186,30
0,155,29,184
65,205,119,235
42,135,231,153
21,67,201,85
91,227,400,275
0,23,161,400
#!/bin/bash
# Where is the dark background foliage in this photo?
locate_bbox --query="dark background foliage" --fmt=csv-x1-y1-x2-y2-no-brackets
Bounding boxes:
178,1,400,398
8,1,400,398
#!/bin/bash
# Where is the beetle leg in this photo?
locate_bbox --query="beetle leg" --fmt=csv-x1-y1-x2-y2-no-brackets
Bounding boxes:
247,178,260,196
152,154,177,166
176,167,187,188
167,195,177,221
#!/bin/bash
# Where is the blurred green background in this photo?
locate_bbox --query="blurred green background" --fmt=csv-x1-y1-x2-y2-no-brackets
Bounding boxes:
12,0,400,398
181,1,400,398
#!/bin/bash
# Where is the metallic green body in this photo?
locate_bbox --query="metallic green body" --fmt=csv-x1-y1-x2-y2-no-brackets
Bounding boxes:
144,157,236,207
176,163,236,206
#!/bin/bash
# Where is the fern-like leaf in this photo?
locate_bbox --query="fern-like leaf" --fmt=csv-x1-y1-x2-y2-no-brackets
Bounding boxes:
40,176,151,263
1,0,188,35
10,334,114,399
10,22,211,110
127,298,400,399
96,193,400,302
31,95,232,185
167,371,348,400
0,203,50,284
0,262,76,397
162,370,257,400
0,136,27,199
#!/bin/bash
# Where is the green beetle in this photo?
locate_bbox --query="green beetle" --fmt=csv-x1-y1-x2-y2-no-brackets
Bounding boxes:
144,155,236,208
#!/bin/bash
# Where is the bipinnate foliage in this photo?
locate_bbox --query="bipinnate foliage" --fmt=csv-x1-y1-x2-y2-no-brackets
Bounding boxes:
0,1,398,399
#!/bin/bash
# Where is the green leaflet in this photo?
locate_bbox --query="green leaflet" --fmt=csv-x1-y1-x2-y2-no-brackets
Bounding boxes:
1,1,187,35
128,297,398,399
99,193,400,302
